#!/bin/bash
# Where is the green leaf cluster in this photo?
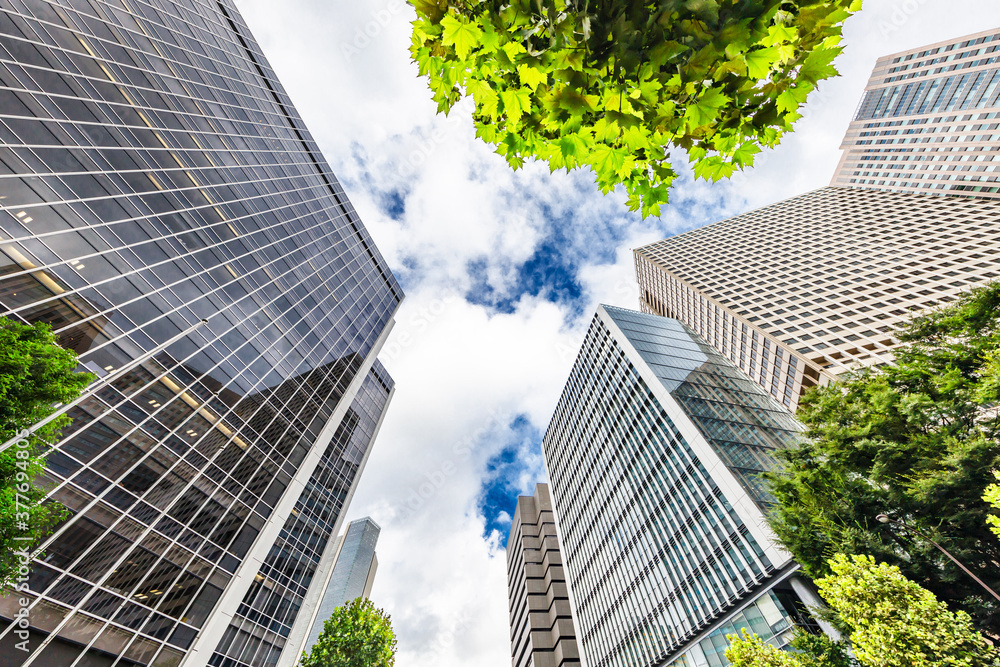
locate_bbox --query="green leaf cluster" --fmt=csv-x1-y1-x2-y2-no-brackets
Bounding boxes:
0,316,92,590
788,631,855,667
987,471,1000,541
725,629,855,667
409,0,861,217
765,282,1000,634
725,628,800,667
301,597,397,667
816,554,1000,667
725,555,1000,667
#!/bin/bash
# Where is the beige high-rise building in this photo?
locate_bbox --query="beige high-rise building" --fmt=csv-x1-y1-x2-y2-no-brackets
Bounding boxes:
507,484,580,667
832,28,1000,197
634,187,1000,410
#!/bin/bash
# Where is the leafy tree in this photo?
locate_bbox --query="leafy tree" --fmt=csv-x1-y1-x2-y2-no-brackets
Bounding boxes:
789,630,855,667
300,598,397,667
0,316,92,589
765,282,1000,634
815,554,1000,667
987,471,1000,540
725,628,799,667
409,0,861,217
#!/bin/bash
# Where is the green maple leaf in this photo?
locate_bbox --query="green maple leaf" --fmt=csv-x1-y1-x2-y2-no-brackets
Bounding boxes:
517,65,548,91
686,87,730,127
763,24,798,46
745,46,779,79
622,126,652,151
776,84,810,113
500,88,532,123
731,141,761,167
592,117,621,143
591,145,629,182
559,134,590,162
800,44,842,83
468,79,500,119
502,41,526,60
480,22,500,53
441,14,482,60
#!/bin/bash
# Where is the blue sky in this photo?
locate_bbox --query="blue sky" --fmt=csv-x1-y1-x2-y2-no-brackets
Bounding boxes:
233,1,1000,664
477,415,545,539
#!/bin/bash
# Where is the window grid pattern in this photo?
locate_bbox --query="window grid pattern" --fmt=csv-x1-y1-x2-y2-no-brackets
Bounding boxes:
634,186,1000,410
543,307,790,667
0,0,400,665
834,29,1000,198
211,373,390,667
666,591,796,667
506,484,580,667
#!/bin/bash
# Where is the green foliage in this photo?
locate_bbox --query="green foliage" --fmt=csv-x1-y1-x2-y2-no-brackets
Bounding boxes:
0,316,91,590
815,554,1000,667
789,630,856,667
987,471,1000,541
725,629,799,667
300,598,396,667
765,283,1000,634
409,0,862,217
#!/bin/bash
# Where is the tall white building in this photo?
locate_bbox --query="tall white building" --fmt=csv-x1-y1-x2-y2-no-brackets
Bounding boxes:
635,187,1000,410
542,305,819,667
832,27,1000,197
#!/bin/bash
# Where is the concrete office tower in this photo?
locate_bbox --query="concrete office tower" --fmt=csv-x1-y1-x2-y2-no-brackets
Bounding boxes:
0,1,402,665
832,28,1000,197
299,517,381,658
634,187,1000,410
543,305,816,667
507,484,580,667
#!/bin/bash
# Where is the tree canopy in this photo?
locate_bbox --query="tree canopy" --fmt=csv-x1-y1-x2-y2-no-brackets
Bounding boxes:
765,283,1000,634
409,0,861,217
725,628,799,667
815,554,1000,667
725,555,999,667
0,316,92,589
300,598,397,667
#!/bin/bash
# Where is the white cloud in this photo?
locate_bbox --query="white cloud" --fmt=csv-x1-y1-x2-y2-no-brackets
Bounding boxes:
232,1,1000,665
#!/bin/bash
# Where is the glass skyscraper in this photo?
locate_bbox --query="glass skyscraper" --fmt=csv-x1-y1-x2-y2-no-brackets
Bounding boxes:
299,517,380,658
0,1,401,665
542,305,816,667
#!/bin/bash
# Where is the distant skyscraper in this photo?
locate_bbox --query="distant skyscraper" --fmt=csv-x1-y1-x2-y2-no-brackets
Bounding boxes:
298,517,381,660
506,484,580,667
832,28,1000,197
0,1,401,666
634,187,1000,410
542,305,818,667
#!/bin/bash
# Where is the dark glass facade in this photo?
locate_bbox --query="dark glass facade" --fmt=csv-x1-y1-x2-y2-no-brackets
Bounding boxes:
0,0,401,665
212,369,391,667
542,306,801,667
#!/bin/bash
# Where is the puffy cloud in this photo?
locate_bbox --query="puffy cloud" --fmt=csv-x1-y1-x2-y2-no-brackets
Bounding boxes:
233,1,1000,664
